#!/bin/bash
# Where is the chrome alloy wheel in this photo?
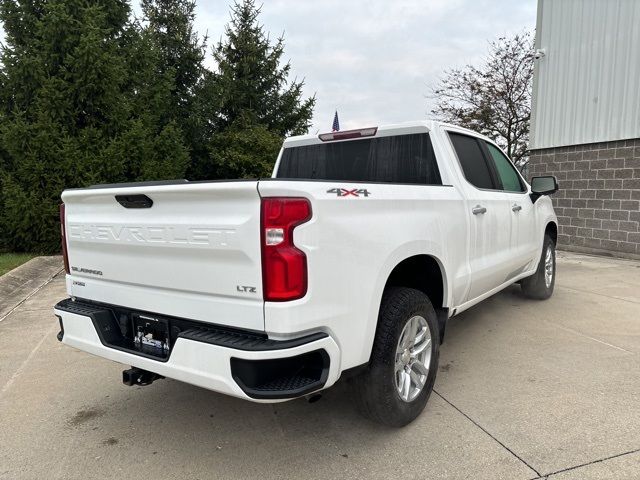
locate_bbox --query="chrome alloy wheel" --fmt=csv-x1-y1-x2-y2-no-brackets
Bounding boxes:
544,246,554,288
395,315,432,402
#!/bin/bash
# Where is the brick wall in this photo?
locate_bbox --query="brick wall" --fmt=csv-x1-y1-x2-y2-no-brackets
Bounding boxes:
528,138,640,258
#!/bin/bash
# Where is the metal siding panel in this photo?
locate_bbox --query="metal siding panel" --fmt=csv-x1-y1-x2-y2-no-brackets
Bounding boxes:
530,0,640,149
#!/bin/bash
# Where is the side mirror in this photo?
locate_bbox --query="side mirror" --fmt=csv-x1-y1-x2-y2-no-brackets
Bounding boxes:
531,176,559,196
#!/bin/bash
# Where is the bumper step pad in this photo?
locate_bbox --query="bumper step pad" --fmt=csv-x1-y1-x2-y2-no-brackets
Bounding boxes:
178,327,327,351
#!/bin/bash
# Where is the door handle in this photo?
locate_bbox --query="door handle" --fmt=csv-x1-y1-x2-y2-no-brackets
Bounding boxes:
512,204,522,212
472,205,487,215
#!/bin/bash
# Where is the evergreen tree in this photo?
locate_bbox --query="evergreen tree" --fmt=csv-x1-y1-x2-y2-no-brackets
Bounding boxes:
140,0,209,168
0,0,188,253
208,115,283,179
194,0,315,179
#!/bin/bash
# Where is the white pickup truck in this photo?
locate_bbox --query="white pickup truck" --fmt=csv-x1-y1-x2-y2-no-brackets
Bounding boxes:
54,121,558,426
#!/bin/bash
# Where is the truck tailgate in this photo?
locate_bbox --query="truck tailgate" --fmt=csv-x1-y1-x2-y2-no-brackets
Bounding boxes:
61,181,264,331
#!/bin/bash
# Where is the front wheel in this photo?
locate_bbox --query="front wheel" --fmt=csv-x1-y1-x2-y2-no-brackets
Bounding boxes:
351,287,439,427
521,234,556,300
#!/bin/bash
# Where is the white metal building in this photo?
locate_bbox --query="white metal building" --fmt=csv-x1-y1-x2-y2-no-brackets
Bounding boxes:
528,0,640,258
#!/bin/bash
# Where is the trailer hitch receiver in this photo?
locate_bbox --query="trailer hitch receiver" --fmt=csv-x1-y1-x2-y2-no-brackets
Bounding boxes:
122,367,163,386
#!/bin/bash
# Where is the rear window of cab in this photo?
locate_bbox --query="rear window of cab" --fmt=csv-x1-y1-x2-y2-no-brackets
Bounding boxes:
277,133,442,185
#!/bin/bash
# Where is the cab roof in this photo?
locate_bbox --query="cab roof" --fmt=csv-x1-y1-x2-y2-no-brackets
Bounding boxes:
282,120,481,148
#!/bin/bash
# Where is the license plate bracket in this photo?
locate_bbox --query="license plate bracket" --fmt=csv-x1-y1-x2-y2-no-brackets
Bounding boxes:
132,313,170,359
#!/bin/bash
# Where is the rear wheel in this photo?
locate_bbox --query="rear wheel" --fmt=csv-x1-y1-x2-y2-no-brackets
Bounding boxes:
351,287,439,427
521,234,556,299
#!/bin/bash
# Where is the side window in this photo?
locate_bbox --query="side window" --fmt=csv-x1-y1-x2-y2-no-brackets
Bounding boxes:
485,143,525,192
448,132,494,190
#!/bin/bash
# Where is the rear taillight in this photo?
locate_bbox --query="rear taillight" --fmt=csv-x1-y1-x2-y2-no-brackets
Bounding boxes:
261,197,311,301
60,203,70,274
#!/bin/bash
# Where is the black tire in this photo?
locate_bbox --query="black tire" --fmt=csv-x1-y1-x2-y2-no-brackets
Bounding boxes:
521,234,556,300
351,287,439,427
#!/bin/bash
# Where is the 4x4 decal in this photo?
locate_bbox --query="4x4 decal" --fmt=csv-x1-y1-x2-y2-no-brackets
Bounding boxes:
326,188,371,197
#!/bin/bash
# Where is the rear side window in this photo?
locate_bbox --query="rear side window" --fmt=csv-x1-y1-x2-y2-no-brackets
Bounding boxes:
277,133,442,185
485,143,525,192
448,133,494,190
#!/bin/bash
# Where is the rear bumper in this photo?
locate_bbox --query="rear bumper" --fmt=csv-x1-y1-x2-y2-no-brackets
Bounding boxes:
54,299,341,402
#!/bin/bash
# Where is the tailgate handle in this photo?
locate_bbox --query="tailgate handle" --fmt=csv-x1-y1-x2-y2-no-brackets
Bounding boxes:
115,194,153,209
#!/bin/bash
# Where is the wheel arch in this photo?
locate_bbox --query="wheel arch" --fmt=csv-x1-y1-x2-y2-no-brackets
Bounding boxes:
380,254,449,346
383,254,446,310
359,244,451,367
545,221,558,245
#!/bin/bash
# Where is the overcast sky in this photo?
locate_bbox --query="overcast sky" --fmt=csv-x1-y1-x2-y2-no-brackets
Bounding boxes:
1,0,537,132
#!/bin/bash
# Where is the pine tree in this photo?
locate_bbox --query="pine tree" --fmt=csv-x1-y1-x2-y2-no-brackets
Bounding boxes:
140,0,208,165
0,0,188,253
208,116,284,179
193,0,315,179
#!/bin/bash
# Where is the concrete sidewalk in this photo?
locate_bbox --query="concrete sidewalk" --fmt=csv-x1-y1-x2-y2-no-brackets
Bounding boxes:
0,256,63,320
0,252,638,479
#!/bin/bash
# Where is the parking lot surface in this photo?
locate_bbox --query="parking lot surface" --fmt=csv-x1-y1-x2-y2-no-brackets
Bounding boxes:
0,252,638,479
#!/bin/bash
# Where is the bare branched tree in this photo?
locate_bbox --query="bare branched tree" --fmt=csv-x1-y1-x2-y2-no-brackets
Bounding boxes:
429,31,534,168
